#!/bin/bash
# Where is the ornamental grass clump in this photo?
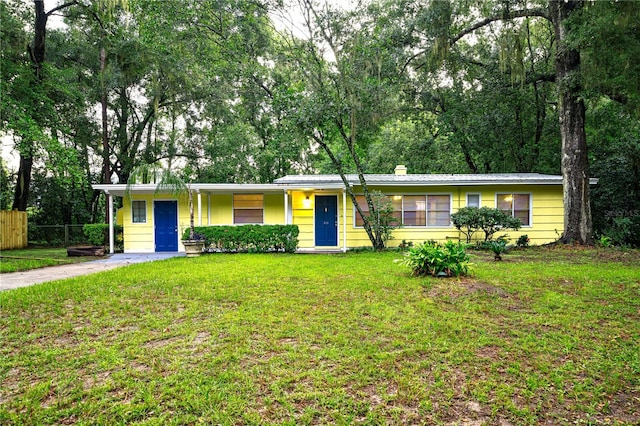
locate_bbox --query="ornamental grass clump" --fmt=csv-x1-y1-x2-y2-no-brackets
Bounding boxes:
401,240,471,277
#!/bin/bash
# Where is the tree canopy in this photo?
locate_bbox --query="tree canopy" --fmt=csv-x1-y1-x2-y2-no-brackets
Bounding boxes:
1,0,639,246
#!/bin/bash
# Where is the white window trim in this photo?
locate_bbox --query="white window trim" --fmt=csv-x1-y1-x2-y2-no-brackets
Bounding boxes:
131,200,147,224
352,193,453,228
466,193,481,208
494,192,533,227
401,194,426,228
232,193,265,225
425,193,453,228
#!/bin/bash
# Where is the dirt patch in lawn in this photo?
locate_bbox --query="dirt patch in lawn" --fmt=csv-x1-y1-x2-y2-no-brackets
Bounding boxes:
428,278,509,300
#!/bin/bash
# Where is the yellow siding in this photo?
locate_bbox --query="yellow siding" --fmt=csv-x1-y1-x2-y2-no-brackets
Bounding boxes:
122,194,155,252
116,207,124,226
264,193,285,224
341,185,564,247
291,191,315,248
120,184,564,253
176,195,191,238
209,194,232,224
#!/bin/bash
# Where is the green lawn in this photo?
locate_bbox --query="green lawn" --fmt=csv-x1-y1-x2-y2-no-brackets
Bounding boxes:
0,248,101,273
1,247,639,425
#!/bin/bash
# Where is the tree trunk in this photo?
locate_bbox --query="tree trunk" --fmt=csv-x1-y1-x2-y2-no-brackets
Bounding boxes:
550,0,594,245
12,0,47,211
12,157,33,211
101,45,110,224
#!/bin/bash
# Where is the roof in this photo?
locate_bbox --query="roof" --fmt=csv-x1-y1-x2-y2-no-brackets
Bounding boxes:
93,173,598,195
274,173,599,187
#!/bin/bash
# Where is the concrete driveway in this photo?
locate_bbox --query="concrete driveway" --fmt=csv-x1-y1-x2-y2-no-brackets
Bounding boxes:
0,253,184,292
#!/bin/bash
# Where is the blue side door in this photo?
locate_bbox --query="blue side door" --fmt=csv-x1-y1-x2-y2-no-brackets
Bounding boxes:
154,201,178,252
315,195,338,246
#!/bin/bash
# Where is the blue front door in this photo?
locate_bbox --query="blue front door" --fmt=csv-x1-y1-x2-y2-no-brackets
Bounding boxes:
315,195,338,246
154,201,178,252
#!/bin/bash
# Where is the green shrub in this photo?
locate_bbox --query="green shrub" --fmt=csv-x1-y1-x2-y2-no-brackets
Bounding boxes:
83,224,123,246
452,207,522,242
450,207,483,243
185,225,299,253
401,240,471,277
488,239,509,260
516,234,530,248
398,239,414,251
599,216,640,247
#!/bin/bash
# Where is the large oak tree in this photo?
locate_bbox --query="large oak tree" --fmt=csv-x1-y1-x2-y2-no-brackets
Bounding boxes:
405,0,594,244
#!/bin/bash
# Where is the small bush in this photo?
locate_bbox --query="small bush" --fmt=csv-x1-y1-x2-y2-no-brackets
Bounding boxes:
598,235,613,248
488,239,509,260
398,239,414,251
83,224,123,246
516,234,530,248
186,225,299,253
450,207,483,243
452,207,522,242
401,240,471,277
599,216,640,247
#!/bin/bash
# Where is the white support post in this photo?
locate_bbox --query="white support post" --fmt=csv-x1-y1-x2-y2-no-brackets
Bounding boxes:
342,190,347,252
108,191,114,254
197,192,202,226
284,190,289,225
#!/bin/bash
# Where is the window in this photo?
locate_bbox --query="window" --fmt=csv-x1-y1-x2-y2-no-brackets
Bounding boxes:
497,193,530,226
390,196,403,226
403,195,426,226
466,193,481,208
427,195,451,226
132,200,146,223
233,194,263,224
354,195,402,227
354,194,450,227
354,195,368,226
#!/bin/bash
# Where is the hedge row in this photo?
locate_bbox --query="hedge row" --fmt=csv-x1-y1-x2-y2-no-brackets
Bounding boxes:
184,225,299,253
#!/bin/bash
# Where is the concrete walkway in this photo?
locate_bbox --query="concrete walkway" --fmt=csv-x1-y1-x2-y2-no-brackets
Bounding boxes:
0,253,184,292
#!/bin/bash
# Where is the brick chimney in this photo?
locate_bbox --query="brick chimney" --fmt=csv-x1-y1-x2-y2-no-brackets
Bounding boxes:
394,165,407,175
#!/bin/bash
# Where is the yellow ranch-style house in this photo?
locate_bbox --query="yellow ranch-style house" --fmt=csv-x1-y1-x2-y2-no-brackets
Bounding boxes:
93,166,598,253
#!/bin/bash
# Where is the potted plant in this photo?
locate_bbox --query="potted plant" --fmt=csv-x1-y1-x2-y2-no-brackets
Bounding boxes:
180,187,206,257
182,231,206,257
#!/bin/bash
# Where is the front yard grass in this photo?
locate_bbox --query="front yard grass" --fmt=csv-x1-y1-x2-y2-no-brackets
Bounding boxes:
1,247,639,425
0,248,101,273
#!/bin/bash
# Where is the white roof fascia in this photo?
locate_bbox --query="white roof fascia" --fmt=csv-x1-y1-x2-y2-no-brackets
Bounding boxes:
92,183,289,197
278,183,345,190
192,183,285,193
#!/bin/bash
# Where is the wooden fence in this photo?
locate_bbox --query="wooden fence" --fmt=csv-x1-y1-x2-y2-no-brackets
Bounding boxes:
0,210,28,250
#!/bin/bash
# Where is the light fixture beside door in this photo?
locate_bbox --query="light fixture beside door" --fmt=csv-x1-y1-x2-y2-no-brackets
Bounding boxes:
303,193,312,209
